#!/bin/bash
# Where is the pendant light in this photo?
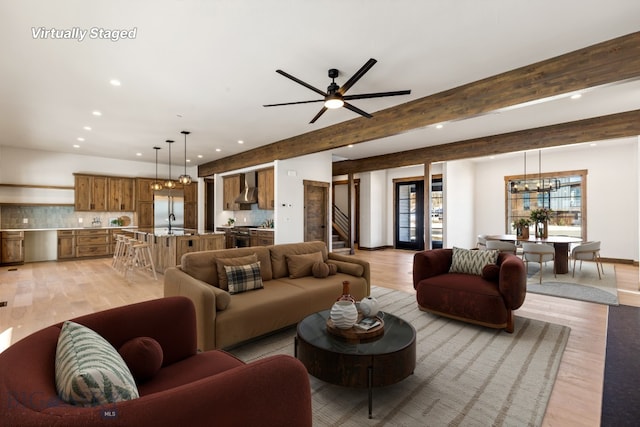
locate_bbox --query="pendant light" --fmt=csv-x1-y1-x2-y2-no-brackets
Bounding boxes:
150,146,163,191
164,139,176,189
178,130,192,185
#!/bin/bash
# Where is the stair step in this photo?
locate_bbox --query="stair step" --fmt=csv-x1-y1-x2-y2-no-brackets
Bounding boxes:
331,247,352,255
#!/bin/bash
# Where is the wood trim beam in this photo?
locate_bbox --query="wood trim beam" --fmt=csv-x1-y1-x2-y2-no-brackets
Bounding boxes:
199,31,640,177
332,109,640,175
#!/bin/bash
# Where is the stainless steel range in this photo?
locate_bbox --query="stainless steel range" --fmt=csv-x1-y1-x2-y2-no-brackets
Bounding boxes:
229,226,259,248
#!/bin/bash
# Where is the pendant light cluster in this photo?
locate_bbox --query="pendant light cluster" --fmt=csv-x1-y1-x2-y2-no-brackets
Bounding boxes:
150,130,192,191
510,150,559,194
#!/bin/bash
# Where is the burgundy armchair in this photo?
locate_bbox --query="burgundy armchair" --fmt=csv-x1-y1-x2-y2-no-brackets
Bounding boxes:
413,248,526,333
0,296,312,427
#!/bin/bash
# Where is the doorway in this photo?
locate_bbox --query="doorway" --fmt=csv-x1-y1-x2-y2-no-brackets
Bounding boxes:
304,180,329,245
394,180,424,250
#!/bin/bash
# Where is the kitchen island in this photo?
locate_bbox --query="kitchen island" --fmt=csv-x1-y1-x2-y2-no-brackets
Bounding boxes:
130,229,225,273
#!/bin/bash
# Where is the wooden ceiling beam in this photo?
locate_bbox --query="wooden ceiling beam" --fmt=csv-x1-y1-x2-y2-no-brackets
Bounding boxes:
198,31,640,177
332,110,640,175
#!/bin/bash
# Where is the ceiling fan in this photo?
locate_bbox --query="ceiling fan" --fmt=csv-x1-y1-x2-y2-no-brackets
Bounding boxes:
263,58,411,124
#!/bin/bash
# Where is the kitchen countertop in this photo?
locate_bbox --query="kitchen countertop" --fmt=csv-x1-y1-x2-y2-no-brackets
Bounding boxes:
134,228,226,237
0,226,138,232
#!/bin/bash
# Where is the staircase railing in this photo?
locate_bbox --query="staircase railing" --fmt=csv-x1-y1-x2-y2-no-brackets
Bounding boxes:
332,204,350,246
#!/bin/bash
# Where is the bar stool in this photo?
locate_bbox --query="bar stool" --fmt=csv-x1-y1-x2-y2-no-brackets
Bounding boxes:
124,240,157,281
111,234,128,270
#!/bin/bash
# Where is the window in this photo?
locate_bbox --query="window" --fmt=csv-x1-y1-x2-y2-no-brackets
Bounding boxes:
505,170,587,240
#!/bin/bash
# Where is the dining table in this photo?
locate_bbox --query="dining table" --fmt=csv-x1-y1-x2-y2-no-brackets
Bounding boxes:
486,234,583,274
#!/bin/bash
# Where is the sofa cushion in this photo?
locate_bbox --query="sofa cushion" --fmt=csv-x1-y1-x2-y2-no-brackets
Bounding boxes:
225,262,264,294
55,321,139,407
312,261,330,278
269,241,328,279
449,247,498,276
327,260,365,277
286,251,324,278
180,247,272,287
118,337,164,383
216,254,259,291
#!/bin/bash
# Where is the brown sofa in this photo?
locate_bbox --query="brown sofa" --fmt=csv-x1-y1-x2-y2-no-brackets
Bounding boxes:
164,241,370,351
0,296,312,427
413,248,526,333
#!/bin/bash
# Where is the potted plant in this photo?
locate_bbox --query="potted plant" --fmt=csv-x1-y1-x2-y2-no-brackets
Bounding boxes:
512,218,531,240
530,208,552,238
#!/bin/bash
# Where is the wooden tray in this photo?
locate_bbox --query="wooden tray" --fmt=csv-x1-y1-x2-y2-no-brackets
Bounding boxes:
326,316,384,342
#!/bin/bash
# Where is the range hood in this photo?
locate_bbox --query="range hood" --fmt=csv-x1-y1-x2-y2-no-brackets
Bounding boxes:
235,172,258,204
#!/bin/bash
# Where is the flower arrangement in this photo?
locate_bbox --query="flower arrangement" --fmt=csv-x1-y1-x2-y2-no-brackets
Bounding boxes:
530,208,552,223
512,218,532,229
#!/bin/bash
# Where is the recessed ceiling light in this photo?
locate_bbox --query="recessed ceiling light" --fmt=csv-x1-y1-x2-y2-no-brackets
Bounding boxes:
92,111,102,116
186,159,191,163
215,148,221,152
83,126,92,131
348,144,354,148
136,152,142,156
73,144,80,148
590,143,597,147
197,154,203,158
570,93,582,100
109,79,121,86
238,140,244,144
435,124,444,129
77,137,85,142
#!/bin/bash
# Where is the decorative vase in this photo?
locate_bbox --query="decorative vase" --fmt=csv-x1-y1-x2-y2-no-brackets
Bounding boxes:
535,220,548,239
330,301,358,329
337,280,356,303
359,296,380,318
516,225,529,240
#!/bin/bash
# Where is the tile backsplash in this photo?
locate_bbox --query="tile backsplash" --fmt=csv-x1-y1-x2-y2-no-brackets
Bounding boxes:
0,206,134,229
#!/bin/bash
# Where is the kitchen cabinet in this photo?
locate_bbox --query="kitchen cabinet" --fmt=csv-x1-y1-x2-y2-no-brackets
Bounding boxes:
1,231,24,265
108,177,135,211
249,229,274,247
223,175,241,211
200,234,225,251
75,229,110,258
57,230,76,259
183,182,198,229
74,175,108,211
136,178,155,228
257,167,275,210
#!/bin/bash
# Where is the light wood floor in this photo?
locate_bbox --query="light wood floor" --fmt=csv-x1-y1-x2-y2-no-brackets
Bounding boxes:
1,250,638,426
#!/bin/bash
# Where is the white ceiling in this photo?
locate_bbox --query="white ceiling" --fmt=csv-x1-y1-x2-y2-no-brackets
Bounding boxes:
1,0,639,170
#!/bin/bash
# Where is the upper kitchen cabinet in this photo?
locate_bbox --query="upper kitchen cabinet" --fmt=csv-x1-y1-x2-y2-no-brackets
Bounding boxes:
183,182,198,229
257,167,275,210
108,177,135,211
136,178,155,203
136,178,155,229
222,175,241,211
74,174,108,211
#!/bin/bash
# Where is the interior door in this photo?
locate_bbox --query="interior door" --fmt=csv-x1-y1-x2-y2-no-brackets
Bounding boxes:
304,180,329,245
395,180,424,250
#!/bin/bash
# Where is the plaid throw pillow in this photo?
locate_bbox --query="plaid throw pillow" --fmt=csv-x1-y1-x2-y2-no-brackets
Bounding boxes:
224,261,264,294
449,247,498,276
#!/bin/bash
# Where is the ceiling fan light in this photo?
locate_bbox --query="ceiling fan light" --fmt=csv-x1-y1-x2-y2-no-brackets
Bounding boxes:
324,95,344,109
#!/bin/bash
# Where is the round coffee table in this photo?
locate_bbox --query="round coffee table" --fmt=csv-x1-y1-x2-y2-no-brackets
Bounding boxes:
295,309,416,418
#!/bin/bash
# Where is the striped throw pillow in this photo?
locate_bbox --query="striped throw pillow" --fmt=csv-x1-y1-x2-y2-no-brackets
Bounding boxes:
224,261,263,294
449,247,499,276
55,321,139,407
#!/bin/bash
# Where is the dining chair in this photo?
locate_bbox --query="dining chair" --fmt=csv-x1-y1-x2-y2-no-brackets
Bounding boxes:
476,234,488,250
571,241,604,279
485,240,517,254
522,243,556,284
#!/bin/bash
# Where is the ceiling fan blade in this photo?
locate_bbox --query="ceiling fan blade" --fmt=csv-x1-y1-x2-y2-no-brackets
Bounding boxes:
309,107,328,124
338,58,377,95
263,99,324,107
276,69,327,97
343,102,372,119
343,90,411,101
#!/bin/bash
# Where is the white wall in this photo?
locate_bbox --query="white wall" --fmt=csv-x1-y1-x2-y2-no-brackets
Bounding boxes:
473,140,638,261
443,160,475,249
358,170,387,248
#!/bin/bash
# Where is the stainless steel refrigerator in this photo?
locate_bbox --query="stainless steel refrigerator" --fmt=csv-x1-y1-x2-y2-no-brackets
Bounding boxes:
153,189,184,231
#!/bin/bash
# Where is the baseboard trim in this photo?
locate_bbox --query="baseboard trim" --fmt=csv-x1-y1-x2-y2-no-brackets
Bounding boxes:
358,245,393,251
601,257,637,266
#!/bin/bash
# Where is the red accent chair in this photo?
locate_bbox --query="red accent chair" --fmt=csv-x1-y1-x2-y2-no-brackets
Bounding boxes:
413,248,526,333
0,296,312,426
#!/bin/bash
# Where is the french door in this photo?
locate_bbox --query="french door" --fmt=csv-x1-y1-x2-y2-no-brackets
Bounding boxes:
395,180,424,250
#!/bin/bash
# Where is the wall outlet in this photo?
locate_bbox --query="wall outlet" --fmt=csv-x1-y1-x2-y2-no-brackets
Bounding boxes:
22,218,28,224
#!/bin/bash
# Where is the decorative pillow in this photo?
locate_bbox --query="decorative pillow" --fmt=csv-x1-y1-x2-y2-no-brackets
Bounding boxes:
481,263,501,283
327,263,338,275
215,254,258,291
286,252,324,278
55,321,139,407
118,337,164,383
449,247,499,276
225,261,264,294
312,261,330,278
327,260,365,277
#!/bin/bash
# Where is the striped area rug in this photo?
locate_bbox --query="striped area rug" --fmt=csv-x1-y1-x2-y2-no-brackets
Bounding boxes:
230,287,570,426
